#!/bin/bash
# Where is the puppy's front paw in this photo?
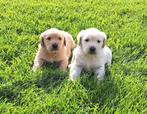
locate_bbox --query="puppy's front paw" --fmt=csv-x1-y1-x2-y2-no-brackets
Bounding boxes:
32,60,43,72
68,64,73,69
69,71,78,81
97,74,105,81
96,71,105,81
69,64,82,81
32,66,38,72
58,59,68,70
95,66,105,81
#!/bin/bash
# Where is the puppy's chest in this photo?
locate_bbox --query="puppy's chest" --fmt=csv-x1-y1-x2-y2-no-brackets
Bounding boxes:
44,53,65,62
81,56,103,71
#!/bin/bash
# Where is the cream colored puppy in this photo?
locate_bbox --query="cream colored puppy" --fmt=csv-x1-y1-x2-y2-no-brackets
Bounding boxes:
33,28,75,71
69,28,112,81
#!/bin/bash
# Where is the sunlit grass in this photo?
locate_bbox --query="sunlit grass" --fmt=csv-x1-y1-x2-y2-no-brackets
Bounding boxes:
0,0,146,113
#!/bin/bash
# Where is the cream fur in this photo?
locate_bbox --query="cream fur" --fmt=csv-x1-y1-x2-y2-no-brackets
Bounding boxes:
69,28,112,81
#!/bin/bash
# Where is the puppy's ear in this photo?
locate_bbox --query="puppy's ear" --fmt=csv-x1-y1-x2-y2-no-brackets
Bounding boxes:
40,33,45,47
101,32,107,48
77,30,84,46
102,38,105,48
64,37,66,46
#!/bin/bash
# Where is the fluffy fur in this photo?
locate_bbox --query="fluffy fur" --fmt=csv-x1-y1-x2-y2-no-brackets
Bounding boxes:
69,28,112,81
33,28,75,71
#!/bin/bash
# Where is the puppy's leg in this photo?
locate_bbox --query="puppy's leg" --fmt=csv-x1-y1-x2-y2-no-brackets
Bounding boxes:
70,65,82,81
59,59,68,70
33,59,44,72
68,54,75,69
95,66,105,81
107,60,112,66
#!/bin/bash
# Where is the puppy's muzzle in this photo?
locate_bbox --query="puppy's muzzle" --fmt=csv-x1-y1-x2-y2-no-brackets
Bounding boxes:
52,43,58,50
89,46,96,54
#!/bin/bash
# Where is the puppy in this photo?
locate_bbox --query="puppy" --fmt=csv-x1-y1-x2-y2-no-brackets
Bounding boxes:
69,28,112,81
33,28,75,71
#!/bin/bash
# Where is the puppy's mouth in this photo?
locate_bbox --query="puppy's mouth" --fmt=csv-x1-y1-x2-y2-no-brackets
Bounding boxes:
89,51,96,55
51,48,58,51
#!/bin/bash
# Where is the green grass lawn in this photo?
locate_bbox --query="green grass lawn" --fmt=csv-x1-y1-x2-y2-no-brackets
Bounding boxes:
0,0,147,113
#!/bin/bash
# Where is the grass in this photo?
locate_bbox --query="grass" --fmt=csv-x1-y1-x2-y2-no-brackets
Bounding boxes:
0,0,147,113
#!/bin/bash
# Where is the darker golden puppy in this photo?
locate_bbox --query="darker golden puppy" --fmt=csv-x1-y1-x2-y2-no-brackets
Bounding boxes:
33,28,75,71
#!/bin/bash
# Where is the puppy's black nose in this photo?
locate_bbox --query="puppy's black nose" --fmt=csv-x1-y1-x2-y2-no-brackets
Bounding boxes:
89,46,96,53
52,43,58,49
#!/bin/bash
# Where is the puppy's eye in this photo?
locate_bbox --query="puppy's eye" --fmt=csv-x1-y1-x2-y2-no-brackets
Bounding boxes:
97,40,101,43
47,37,51,40
85,39,89,42
58,37,62,40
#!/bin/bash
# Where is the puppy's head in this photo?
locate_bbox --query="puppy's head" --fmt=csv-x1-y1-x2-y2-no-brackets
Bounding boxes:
77,28,106,55
40,28,66,52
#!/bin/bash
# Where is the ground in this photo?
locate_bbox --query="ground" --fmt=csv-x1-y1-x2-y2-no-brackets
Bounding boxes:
0,0,147,113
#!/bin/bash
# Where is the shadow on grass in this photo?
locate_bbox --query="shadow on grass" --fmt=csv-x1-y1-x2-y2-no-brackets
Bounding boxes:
0,62,68,103
0,85,19,102
80,67,119,110
34,62,68,93
0,62,117,112
0,79,35,103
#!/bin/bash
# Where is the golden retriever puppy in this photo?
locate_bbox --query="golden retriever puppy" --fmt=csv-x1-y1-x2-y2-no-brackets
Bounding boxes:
69,28,112,81
33,28,75,71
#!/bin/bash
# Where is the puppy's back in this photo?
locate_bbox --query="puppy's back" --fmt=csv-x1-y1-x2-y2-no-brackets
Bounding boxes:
62,31,75,49
60,31,74,57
